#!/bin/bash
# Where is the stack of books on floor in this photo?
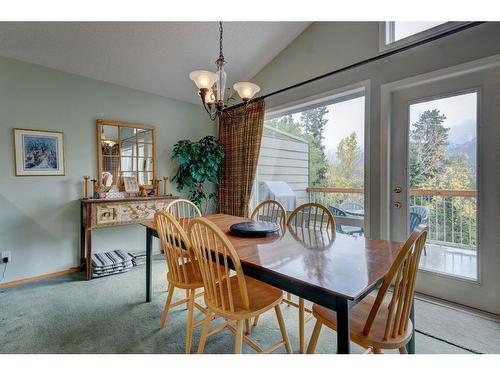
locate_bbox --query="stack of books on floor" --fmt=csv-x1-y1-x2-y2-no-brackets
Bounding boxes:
128,251,146,267
91,250,134,278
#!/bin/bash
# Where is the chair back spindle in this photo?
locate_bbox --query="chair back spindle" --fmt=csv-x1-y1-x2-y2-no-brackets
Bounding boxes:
250,200,287,230
363,225,428,341
188,217,250,313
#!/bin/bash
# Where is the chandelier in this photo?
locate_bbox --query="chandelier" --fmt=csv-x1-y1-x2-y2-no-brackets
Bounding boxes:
189,22,261,121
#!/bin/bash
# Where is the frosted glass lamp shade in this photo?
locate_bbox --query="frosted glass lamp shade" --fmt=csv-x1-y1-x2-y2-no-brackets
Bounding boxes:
189,70,217,90
233,82,261,101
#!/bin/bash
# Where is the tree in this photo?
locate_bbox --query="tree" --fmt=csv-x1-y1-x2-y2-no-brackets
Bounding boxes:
265,115,302,138
299,107,329,186
434,154,476,244
438,154,474,190
409,109,450,188
328,132,363,189
300,107,329,149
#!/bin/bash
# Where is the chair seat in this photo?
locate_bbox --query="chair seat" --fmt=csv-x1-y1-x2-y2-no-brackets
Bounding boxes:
312,295,413,349
167,261,204,289
210,275,283,319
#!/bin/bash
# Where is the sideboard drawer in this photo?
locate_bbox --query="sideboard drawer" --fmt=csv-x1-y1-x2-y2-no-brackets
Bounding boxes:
92,199,174,227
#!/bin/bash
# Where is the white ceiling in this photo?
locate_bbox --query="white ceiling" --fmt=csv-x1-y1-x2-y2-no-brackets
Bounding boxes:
0,22,310,104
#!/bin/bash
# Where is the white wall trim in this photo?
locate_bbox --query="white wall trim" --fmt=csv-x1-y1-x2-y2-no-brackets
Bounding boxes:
379,53,500,240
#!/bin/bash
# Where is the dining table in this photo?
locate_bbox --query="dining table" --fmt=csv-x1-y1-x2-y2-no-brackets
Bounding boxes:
140,214,415,354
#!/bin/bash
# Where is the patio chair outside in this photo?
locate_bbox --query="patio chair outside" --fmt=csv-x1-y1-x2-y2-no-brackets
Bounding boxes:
328,205,364,235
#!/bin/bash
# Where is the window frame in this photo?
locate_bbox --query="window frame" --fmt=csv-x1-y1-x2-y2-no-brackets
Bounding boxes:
379,22,471,52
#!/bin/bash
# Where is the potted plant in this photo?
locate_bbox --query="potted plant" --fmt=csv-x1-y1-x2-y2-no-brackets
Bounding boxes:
171,135,224,214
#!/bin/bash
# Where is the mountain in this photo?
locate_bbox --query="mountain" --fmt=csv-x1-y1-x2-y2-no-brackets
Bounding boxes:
446,137,477,173
447,119,476,145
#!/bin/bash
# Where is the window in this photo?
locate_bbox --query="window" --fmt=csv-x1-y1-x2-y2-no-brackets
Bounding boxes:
253,87,367,236
381,22,468,51
408,92,478,280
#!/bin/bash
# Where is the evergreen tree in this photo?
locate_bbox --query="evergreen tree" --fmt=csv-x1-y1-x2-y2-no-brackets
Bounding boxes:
299,107,329,186
265,115,302,138
300,107,329,149
409,109,450,188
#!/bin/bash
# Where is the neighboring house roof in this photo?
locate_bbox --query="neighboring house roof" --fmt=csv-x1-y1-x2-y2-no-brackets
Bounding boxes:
263,124,309,144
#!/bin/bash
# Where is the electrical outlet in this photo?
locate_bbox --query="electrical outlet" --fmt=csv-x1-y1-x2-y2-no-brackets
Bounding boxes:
1,251,11,263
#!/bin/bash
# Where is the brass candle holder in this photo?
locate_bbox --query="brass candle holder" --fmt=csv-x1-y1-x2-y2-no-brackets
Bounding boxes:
83,176,90,198
163,176,169,195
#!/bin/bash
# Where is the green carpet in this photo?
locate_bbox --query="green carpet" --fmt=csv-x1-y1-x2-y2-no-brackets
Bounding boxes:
1,256,499,354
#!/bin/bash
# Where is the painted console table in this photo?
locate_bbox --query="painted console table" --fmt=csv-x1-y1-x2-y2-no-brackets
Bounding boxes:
80,195,178,280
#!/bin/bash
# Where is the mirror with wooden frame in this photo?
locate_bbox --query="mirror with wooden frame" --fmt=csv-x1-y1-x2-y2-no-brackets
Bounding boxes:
96,119,156,190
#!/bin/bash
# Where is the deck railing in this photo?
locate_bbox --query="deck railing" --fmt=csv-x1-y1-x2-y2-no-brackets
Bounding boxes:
307,187,477,249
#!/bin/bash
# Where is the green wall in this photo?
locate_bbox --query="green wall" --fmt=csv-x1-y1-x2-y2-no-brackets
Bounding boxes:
0,56,214,283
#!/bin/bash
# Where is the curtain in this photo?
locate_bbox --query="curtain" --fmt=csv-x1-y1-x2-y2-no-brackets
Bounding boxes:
218,99,265,217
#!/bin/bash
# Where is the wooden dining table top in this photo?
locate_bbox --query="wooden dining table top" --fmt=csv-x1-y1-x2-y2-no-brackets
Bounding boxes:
141,214,403,301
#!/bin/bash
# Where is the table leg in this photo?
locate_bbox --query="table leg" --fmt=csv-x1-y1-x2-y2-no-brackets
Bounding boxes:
146,227,153,302
85,229,92,280
407,300,416,354
80,225,86,271
336,298,350,354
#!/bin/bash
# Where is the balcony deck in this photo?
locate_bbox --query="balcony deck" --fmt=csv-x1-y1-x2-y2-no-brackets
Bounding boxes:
420,243,477,280
307,186,478,280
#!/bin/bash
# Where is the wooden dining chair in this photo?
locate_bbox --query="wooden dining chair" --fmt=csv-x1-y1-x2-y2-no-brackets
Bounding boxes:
250,199,287,230
285,202,335,353
287,202,335,234
248,200,287,332
155,210,207,353
306,225,428,354
165,199,203,304
165,198,202,227
188,217,292,354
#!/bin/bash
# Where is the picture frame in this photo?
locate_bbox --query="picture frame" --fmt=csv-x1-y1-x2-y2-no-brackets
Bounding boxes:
13,128,65,176
123,176,140,194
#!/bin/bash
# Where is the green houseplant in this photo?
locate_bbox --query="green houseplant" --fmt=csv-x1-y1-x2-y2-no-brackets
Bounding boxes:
171,135,224,214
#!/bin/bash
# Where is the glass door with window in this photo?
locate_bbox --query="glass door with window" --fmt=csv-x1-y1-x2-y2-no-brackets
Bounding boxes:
390,65,500,314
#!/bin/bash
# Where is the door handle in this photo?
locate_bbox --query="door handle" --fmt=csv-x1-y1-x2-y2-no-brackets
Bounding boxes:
393,202,402,209
393,186,402,193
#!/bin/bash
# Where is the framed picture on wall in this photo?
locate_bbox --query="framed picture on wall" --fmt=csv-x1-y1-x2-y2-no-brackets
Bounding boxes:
13,128,65,176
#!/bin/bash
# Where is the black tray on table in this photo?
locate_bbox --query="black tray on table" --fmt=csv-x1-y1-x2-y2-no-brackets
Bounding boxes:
229,221,280,237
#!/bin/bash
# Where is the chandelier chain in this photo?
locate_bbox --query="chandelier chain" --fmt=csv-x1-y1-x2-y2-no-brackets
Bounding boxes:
219,21,224,60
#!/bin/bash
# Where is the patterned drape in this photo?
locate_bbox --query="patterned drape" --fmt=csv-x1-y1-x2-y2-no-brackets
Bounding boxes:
218,99,265,217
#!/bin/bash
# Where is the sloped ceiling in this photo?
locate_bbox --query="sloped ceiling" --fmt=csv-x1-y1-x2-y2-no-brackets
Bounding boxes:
0,22,311,103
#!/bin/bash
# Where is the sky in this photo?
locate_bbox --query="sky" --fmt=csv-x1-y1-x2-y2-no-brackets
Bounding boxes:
291,96,365,155
283,90,476,157
394,22,445,41
409,91,477,141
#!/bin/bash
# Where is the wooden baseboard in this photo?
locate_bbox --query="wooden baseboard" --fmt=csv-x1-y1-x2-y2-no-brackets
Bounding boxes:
0,267,81,289
0,252,164,289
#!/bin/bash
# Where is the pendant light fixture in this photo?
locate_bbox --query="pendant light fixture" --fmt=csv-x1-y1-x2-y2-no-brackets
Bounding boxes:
189,22,261,121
